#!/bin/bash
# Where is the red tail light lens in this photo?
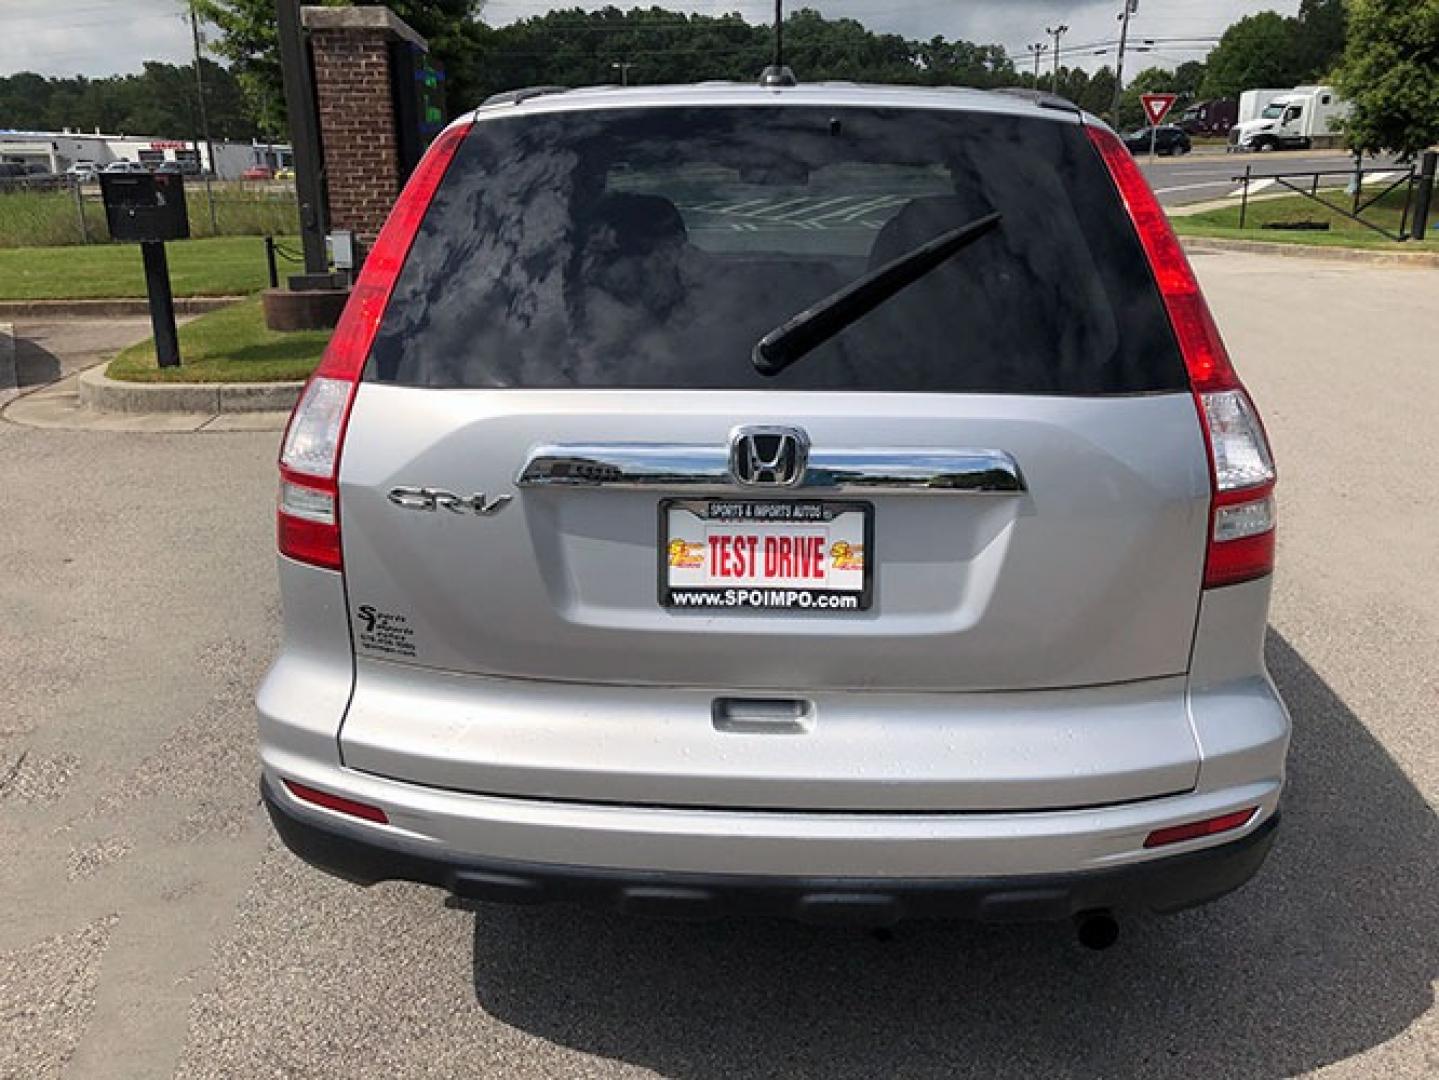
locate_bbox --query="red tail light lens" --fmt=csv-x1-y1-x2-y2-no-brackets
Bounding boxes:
1144,807,1257,849
277,121,472,570
1086,125,1276,588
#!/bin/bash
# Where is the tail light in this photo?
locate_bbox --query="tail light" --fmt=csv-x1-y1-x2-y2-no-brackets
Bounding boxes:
1086,125,1276,588
277,120,472,571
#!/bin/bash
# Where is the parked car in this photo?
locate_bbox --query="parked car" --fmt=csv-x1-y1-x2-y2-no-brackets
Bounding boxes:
1122,125,1192,156
242,164,275,181
65,161,100,181
261,81,1286,946
156,161,185,175
275,166,296,180
102,160,149,174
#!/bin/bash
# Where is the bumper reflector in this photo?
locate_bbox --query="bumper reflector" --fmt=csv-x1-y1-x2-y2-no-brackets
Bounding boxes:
283,779,389,824
1144,807,1257,849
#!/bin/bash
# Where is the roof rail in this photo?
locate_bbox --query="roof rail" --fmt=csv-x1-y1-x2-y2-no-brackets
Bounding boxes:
992,88,1082,115
482,86,571,107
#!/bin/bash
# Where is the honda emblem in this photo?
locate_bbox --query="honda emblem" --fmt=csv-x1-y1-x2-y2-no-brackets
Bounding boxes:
729,426,808,487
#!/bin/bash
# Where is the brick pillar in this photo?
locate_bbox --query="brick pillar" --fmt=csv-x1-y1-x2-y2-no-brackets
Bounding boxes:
301,5,428,246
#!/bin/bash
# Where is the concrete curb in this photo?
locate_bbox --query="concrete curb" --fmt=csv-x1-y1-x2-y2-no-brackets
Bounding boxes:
0,296,245,319
78,365,303,414
0,322,16,401
1179,235,1439,268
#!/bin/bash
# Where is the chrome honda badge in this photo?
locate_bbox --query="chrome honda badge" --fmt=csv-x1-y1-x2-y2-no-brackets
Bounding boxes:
729,426,809,487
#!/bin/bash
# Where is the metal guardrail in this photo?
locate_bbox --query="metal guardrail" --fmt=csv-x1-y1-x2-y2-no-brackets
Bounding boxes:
1232,162,1423,242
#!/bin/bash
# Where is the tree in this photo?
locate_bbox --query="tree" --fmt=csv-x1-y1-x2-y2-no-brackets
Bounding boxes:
194,0,485,135
1173,61,1206,99
1199,11,1305,99
1335,0,1439,157
1079,66,1117,117
0,64,258,140
1294,0,1348,80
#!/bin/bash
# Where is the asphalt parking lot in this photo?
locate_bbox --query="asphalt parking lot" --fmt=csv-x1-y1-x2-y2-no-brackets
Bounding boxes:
1,248,1435,1079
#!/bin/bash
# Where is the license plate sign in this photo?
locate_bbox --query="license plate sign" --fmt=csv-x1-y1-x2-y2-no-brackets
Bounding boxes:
661,500,872,612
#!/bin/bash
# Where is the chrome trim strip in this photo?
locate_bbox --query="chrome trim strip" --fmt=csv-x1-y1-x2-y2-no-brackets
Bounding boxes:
516,444,1025,494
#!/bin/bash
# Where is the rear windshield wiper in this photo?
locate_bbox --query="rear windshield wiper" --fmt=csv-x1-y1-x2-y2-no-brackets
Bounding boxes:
751,210,1002,377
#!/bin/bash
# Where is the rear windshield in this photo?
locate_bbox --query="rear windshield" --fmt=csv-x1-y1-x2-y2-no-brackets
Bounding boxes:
368,106,1186,394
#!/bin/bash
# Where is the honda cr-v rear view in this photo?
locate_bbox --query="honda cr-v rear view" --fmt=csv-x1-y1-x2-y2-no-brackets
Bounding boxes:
259,82,1288,940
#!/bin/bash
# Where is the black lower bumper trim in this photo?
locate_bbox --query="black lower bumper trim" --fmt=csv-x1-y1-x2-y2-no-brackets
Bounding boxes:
262,777,1278,925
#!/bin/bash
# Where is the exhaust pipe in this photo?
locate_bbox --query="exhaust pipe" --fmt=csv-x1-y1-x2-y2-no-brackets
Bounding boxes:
1074,909,1120,951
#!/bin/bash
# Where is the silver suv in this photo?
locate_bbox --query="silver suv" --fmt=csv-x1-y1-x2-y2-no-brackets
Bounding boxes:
260,81,1287,946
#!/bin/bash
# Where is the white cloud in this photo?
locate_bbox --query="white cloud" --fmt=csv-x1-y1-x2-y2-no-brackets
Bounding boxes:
0,0,193,77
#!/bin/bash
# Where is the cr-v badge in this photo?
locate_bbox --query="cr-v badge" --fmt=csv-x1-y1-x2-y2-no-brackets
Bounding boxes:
388,487,512,516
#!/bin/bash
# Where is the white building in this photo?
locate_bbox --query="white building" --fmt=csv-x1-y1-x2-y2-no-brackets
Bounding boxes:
0,129,292,180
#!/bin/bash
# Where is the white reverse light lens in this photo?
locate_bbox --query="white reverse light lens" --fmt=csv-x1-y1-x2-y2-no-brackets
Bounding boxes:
281,377,350,478
1214,495,1275,542
279,481,335,524
1202,390,1275,492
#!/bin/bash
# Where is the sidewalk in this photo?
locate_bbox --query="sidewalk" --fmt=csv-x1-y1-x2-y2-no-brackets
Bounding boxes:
0,315,292,433
5,366,290,432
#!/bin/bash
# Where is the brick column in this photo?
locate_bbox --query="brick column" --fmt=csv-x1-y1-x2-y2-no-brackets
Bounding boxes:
301,5,428,246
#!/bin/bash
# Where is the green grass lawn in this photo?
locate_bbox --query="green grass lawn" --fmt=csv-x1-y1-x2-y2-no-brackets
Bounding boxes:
0,235,293,300
1172,186,1439,252
108,296,329,383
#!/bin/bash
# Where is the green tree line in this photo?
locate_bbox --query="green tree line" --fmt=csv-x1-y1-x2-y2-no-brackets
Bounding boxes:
0,60,256,141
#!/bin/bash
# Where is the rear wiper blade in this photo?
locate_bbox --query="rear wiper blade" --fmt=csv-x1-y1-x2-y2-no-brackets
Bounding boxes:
751,210,1002,378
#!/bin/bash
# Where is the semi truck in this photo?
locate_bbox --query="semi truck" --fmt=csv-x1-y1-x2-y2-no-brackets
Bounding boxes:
1177,99,1238,136
1229,85,1350,152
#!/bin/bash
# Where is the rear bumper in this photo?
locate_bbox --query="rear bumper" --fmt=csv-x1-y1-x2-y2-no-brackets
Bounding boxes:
262,775,1278,923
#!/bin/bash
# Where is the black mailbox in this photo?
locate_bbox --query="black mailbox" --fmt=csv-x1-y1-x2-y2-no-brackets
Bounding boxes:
100,171,190,242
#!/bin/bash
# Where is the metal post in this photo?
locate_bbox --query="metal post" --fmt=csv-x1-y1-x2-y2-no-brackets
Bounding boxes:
189,2,219,233
1413,150,1436,242
265,235,279,288
141,242,181,368
72,179,90,244
1239,165,1251,230
1027,43,1046,84
1149,124,1158,163
1352,153,1363,216
1047,24,1068,95
276,0,330,279
1109,0,1134,125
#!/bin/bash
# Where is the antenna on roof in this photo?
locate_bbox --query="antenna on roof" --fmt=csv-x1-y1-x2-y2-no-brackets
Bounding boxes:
759,0,796,87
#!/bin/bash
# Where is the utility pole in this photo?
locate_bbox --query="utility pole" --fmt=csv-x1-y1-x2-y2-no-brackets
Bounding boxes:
188,0,218,231
610,61,634,86
1026,42,1048,85
1109,0,1137,125
1046,24,1068,95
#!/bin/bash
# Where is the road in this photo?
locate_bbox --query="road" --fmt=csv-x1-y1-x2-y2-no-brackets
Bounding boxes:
1,249,1436,1079
1140,148,1402,207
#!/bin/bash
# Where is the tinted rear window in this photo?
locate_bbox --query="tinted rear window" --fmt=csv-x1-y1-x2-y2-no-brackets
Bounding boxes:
368,106,1186,394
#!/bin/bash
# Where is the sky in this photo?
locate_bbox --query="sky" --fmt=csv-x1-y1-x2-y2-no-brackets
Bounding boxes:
0,0,1302,80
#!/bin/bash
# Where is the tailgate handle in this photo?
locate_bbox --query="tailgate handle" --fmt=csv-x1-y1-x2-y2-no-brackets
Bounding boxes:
517,445,1025,494
712,697,815,734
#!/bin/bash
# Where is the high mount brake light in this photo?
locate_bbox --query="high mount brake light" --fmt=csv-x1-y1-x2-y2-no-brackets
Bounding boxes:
1086,125,1276,588
276,122,472,571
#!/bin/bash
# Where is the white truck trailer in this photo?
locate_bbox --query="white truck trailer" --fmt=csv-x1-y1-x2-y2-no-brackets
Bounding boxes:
1230,85,1350,151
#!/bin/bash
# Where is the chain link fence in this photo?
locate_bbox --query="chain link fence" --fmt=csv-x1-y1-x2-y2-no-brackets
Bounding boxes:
0,177,300,248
